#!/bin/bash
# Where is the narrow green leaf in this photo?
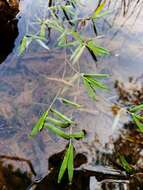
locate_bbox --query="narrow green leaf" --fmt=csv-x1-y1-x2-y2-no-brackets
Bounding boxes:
95,10,110,19
70,44,85,64
57,31,67,46
70,44,82,60
39,22,46,39
129,104,143,113
87,40,109,56
95,46,110,55
45,124,84,140
30,111,48,137
45,18,64,33
59,98,81,108
70,131,85,140
58,41,79,48
133,114,143,121
83,73,109,78
70,31,83,42
68,143,74,184
119,155,134,173
86,76,108,90
63,6,75,16
132,114,143,132
50,109,73,124
58,144,71,183
19,36,28,55
92,0,106,19
44,124,70,139
46,116,70,128
83,77,96,100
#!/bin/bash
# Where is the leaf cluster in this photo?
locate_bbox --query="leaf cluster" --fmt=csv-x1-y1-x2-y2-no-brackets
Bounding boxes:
129,104,143,132
19,0,110,62
58,142,74,184
82,73,109,100
118,155,134,173
30,99,84,140
19,0,112,185
30,97,84,183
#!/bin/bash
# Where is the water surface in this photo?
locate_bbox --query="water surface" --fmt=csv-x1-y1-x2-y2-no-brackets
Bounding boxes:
0,0,143,189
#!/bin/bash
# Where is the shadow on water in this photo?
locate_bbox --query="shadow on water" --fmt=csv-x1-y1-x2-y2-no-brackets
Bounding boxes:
27,135,143,190
0,0,19,63
0,155,32,190
0,0,143,189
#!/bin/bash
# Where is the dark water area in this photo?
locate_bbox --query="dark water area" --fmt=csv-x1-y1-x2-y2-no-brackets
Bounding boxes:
0,0,19,63
0,0,143,189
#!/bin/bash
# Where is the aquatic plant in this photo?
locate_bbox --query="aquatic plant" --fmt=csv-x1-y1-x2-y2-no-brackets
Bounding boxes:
19,0,143,184
18,0,110,184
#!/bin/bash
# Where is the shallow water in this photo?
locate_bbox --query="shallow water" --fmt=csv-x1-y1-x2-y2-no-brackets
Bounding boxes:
0,0,143,189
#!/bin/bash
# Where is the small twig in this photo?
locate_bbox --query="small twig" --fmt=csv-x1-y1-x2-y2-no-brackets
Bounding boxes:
45,76,73,86
66,58,80,75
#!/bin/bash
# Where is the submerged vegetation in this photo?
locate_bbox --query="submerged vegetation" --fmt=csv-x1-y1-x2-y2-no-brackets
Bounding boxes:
18,0,143,185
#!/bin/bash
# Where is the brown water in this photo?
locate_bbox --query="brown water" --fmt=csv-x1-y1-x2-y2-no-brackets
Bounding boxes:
0,0,143,189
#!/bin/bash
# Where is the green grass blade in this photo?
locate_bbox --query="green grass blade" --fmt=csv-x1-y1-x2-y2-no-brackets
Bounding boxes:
58,144,71,183
30,111,48,137
68,143,74,184
19,36,28,55
45,124,84,140
45,124,70,139
129,104,143,113
58,41,79,48
83,73,109,78
95,10,110,19
70,31,83,42
50,109,73,124
119,155,134,173
83,77,96,100
59,98,81,108
132,114,143,132
133,114,143,121
73,45,85,64
70,131,85,140
94,46,110,55
46,116,71,128
70,44,85,64
92,0,106,19
57,31,67,46
87,40,109,56
86,76,108,90
39,22,46,38
70,44,82,60
45,18,64,33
